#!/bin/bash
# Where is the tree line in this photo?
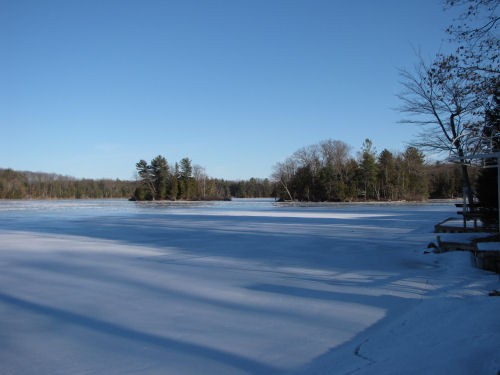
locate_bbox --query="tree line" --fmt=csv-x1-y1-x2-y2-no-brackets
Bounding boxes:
132,155,232,201
0,146,471,202
0,169,135,199
133,142,470,203
228,178,274,198
132,155,275,201
0,166,274,201
272,139,471,202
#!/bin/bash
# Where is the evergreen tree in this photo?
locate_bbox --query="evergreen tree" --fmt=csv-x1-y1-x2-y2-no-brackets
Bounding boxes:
317,164,336,201
179,158,192,199
378,149,396,200
171,163,180,199
179,158,192,180
150,155,170,199
136,159,155,199
359,139,378,199
427,162,462,199
402,147,428,200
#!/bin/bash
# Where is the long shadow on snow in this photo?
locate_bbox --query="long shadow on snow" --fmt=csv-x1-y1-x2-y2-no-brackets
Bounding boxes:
247,283,426,309
10,258,352,326
0,212,436,268
0,291,281,375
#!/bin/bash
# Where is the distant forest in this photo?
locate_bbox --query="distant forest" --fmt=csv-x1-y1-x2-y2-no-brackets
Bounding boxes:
1,139,471,201
132,140,472,202
272,139,472,202
132,156,273,201
0,168,273,200
0,169,136,199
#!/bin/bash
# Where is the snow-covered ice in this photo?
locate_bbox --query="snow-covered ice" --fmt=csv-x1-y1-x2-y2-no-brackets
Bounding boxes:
477,242,500,252
0,199,498,374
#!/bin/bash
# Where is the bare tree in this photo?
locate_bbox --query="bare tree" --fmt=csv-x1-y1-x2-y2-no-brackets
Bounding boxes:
320,139,351,178
398,1,499,205
444,0,499,77
398,56,484,204
293,145,321,173
193,164,207,199
441,0,500,154
271,158,296,201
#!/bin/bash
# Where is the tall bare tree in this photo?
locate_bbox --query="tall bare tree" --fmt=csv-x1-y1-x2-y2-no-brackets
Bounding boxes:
398,56,482,203
271,158,296,201
399,1,499,204
441,0,499,152
193,164,207,199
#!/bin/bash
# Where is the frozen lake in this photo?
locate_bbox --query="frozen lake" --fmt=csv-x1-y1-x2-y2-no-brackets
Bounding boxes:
0,199,498,374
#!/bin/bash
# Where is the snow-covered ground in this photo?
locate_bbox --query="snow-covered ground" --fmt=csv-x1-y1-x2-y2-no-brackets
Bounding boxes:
0,199,498,374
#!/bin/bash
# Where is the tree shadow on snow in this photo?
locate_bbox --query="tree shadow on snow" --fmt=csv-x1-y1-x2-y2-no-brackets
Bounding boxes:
0,291,281,375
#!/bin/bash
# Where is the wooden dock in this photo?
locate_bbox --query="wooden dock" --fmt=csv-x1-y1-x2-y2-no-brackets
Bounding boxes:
430,229,500,273
473,241,500,273
434,217,495,233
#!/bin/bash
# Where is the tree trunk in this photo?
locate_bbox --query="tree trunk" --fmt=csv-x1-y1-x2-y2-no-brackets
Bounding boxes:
280,179,293,201
461,163,474,207
454,140,474,207
450,117,475,207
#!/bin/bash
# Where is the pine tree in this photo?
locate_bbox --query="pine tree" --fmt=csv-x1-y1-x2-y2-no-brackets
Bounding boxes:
136,159,155,199
150,155,169,199
179,158,192,199
378,149,396,200
402,147,428,200
359,139,378,200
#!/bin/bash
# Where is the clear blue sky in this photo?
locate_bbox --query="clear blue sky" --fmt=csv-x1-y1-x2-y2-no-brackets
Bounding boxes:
1,0,458,180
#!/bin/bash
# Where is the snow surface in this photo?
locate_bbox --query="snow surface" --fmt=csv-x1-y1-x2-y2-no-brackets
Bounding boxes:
0,199,498,375
477,242,500,252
